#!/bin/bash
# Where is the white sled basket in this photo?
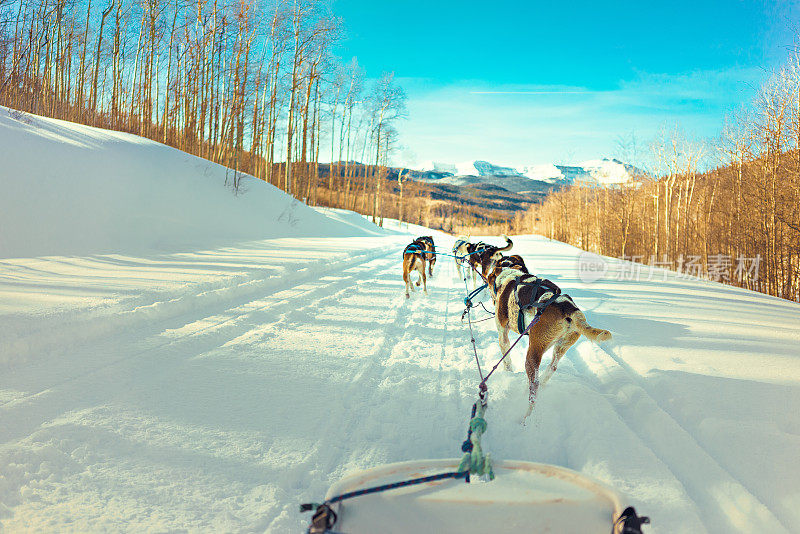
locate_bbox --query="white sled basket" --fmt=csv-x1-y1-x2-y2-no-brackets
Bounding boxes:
324,459,625,533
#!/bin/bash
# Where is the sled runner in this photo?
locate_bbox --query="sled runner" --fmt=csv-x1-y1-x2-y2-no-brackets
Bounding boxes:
312,459,628,533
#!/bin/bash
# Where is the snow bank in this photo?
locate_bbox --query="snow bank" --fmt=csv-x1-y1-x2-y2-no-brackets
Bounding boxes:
0,107,385,259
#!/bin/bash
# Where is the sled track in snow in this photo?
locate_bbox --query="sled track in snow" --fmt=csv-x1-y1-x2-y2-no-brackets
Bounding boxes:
1,244,398,371
262,255,469,531
572,341,789,533
6,235,796,533
0,247,400,442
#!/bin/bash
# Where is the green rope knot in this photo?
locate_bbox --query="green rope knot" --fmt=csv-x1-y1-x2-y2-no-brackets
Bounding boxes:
470,417,487,434
457,401,495,481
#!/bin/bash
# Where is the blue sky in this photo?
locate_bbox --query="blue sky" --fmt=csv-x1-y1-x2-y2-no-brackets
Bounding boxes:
333,0,799,168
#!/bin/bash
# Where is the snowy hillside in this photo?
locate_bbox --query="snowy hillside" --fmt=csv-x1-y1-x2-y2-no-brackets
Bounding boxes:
2,110,800,533
0,107,390,259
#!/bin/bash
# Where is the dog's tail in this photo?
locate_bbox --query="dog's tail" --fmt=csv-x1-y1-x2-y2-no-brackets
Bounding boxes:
574,311,612,342
497,234,513,253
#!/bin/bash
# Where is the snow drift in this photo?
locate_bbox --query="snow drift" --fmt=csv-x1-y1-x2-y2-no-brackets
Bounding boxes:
0,107,389,259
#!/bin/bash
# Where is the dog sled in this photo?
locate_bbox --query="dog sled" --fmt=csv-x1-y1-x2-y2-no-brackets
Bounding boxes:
305,459,647,534
302,240,648,533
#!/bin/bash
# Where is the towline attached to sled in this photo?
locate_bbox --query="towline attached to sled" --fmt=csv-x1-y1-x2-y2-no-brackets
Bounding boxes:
301,241,649,534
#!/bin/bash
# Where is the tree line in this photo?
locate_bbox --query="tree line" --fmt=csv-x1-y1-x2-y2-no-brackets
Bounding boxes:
0,0,406,221
524,53,800,302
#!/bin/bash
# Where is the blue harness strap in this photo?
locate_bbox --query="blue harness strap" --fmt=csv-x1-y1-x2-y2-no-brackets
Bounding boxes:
463,283,488,307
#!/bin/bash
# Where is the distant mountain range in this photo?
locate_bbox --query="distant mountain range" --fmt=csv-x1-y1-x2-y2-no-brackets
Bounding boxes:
405,158,646,201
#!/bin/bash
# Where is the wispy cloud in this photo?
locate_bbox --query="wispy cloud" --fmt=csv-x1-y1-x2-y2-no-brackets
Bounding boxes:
395,67,767,168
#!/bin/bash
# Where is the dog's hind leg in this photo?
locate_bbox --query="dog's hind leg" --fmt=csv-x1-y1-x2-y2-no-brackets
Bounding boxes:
521,363,539,424
521,337,545,424
421,263,428,294
540,331,579,387
498,327,512,371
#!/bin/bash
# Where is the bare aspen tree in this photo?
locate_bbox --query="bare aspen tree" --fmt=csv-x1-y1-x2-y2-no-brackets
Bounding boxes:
368,71,406,224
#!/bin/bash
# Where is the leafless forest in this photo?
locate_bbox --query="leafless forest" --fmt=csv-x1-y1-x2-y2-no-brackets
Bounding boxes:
0,0,423,221
523,52,800,302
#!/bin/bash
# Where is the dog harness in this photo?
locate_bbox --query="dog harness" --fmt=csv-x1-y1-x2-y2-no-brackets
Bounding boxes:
404,240,425,256
404,238,435,258
419,236,436,261
512,275,566,334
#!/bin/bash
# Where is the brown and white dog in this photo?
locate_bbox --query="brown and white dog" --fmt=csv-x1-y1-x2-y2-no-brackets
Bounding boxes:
464,234,514,287
402,238,429,298
493,269,611,421
486,255,528,301
417,236,436,275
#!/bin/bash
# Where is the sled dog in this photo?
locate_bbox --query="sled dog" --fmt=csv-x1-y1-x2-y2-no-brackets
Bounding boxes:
493,269,611,421
417,236,436,275
452,235,472,279
485,255,529,301
467,234,514,283
402,238,429,298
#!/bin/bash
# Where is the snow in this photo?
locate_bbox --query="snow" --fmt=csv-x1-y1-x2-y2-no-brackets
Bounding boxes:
519,162,565,182
420,161,458,174
577,158,635,184
0,107,374,259
420,158,636,185
2,110,800,533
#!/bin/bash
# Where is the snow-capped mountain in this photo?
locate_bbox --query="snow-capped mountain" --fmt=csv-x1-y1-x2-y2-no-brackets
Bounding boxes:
422,160,521,177
520,159,645,185
420,158,645,187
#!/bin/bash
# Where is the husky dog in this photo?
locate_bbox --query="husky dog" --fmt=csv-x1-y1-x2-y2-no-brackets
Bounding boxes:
469,235,513,280
493,269,611,421
485,256,529,301
402,238,429,298
452,235,471,279
417,236,436,275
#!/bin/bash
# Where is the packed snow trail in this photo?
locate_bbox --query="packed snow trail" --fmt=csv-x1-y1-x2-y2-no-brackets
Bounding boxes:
3,110,800,532
3,232,800,532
